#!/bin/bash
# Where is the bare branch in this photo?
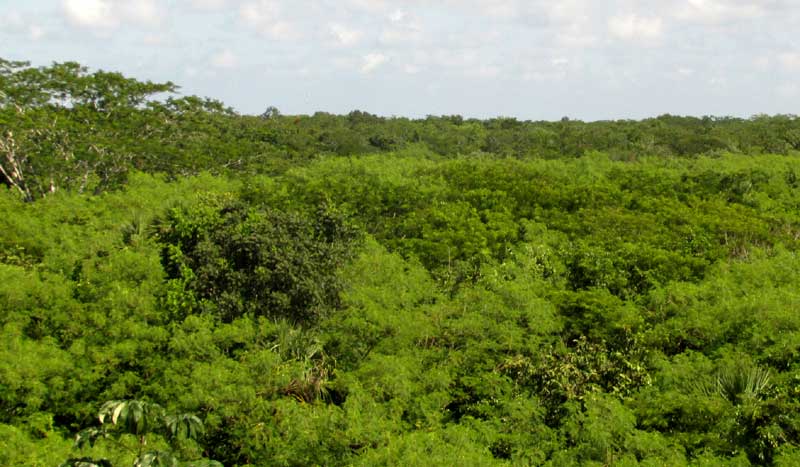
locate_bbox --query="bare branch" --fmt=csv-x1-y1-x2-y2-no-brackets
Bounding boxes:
0,131,33,201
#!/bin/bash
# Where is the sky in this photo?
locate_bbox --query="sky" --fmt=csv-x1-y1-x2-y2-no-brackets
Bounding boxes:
1,0,799,121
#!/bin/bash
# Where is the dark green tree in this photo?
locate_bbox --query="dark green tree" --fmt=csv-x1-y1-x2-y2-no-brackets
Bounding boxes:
155,196,360,324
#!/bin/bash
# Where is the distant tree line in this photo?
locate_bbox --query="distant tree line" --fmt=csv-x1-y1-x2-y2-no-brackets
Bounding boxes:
2,58,799,202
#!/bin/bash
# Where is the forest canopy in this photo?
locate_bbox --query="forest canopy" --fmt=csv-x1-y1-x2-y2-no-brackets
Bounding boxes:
3,59,800,466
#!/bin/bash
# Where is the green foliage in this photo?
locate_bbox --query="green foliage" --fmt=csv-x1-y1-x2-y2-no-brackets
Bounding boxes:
0,418,74,467
62,400,218,467
6,57,800,466
154,195,360,324
712,364,772,405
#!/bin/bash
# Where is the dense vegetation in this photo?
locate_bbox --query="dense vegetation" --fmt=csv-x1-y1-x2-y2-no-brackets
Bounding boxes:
3,59,800,466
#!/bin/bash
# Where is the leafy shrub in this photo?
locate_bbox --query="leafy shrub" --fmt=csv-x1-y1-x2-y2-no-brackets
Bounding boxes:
154,196,360,324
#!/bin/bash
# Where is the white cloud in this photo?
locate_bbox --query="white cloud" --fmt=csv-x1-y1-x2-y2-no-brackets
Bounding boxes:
211,49,238,68
556,23,597,47
380,28,422,45
346,0,389,12
545,0,589,23
753,56,770,71
520,64,567,82
474,64,501,78
120,0,163,27
435,47,477,69
476,0,520,19
8,0,799,118
1,12,46,40
29,25,45,40
675,0,768,24
62,0,164,30
380,9,423,45
778,52,800,71
63,0,116,29
143,33,168,45
239,1,297,39
388,9,407,23
1,11,25,29
608,14,663,41
329,23,362,46
188,0,228,10
538,1,598,48
708,75,729,88
403,63,421,74
361,52,388,73
240,0,279,26
269,21,297,39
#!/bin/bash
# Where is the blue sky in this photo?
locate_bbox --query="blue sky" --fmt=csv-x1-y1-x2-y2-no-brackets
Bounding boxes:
1,0,799,120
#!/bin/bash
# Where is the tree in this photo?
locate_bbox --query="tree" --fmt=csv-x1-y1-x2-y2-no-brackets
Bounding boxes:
60,400,220,467
259,106,281,120
0,129,32,201
155,196,360,324
0,58,177,199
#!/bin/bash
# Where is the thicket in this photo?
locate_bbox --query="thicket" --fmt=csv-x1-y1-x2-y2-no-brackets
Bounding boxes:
3,59,800,466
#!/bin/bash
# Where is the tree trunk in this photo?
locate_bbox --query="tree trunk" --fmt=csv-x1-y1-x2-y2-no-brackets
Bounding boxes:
0,131,33,202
